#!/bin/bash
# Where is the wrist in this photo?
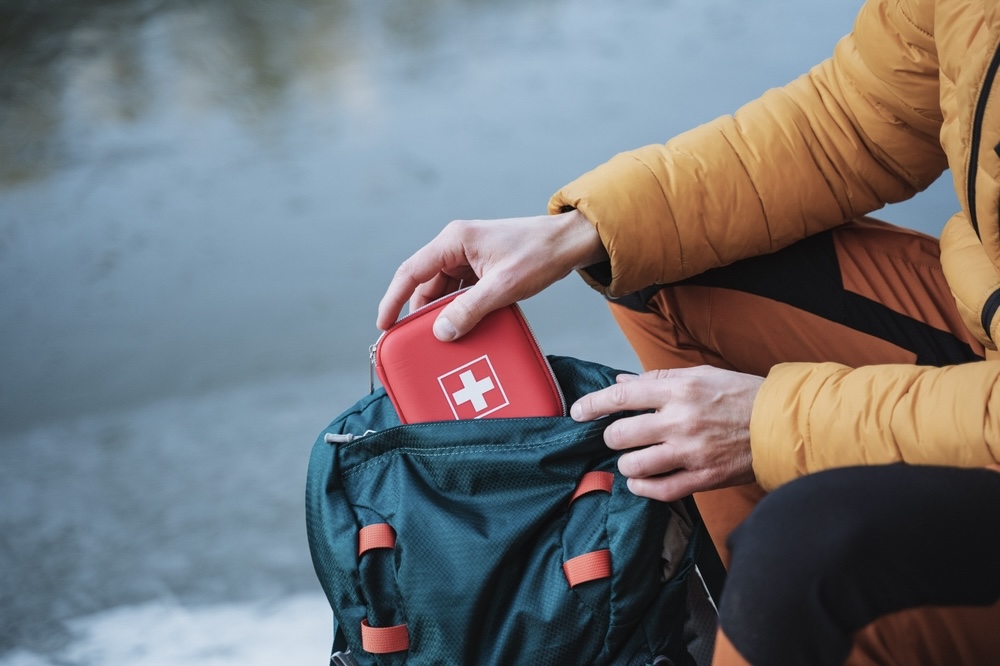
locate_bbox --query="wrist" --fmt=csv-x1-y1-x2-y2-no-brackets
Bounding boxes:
552,209,608,269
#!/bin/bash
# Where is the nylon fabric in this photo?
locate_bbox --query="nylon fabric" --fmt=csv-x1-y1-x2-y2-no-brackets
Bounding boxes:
306,355,713,665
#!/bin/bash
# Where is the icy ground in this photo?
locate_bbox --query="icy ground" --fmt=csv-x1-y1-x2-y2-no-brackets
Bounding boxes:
0,371,363,665
0,595,331,666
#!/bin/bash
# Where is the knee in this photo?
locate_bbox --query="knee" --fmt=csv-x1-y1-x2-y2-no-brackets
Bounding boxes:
719,469,881,664
728,469,876,591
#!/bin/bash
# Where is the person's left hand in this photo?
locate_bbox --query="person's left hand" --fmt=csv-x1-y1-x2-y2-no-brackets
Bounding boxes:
570,366,764,502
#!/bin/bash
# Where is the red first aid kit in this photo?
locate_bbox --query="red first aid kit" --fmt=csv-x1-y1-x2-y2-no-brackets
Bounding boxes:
372,289,566,423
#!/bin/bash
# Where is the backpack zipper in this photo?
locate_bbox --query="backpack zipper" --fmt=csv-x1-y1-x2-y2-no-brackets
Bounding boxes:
325,430,376,444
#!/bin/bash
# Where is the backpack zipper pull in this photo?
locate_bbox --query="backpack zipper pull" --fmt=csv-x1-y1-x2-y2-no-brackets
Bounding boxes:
368,343,377,394
325,430,377,445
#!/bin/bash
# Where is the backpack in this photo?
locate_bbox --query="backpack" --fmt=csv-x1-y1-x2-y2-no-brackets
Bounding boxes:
305,355,725,665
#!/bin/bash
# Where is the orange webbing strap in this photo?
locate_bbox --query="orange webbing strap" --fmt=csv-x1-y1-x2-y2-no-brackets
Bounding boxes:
563,549,612,588
361,618,410,653
569,470,614,504
358,523,396,556
356,524,408,654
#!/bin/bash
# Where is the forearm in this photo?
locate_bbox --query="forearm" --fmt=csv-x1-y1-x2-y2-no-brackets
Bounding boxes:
750,361,1000,490
550,1,947,297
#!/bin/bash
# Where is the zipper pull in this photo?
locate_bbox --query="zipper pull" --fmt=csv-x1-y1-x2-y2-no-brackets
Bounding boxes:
368,343,377,394
326,430,377,445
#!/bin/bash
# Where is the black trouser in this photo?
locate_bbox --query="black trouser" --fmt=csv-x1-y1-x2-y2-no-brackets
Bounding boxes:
721,464,1000,665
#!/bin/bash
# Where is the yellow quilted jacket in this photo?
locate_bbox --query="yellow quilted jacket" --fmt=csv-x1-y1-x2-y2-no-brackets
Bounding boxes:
548,0,1000,490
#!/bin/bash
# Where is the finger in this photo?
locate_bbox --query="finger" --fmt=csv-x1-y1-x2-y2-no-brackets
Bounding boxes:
602,412,671,451
620,369,674,382
433,274,517,341
377,229,467,330
378,271,422,330
378,258,444,330
616,442,684,480
570,380,666,421
625,471,709,503
408,273,466,314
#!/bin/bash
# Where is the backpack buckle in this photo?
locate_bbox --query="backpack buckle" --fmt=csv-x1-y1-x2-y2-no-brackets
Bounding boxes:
330,650,358,666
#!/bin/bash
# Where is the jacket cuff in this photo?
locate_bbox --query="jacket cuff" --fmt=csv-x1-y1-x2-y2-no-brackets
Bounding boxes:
548,149,684,298
749,362,843,491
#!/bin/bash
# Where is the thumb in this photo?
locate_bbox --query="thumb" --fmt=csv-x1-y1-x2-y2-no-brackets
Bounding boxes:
433,283,510,341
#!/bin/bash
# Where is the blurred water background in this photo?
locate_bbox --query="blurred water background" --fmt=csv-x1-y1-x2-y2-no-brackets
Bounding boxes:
0,0,959,663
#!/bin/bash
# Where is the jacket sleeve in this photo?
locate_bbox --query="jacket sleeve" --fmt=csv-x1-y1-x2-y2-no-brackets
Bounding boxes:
750,361,1000,491
548,0,947,297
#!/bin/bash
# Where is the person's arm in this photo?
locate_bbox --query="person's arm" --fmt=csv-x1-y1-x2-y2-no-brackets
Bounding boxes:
550,0,946,298
751,361,1000,491
376,210,608,340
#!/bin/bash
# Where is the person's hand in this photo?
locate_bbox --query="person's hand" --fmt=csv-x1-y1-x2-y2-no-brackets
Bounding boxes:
377,210,607,341
570,366,763,502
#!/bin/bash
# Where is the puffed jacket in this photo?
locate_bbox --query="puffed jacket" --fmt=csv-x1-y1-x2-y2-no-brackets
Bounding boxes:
548,0,1000,490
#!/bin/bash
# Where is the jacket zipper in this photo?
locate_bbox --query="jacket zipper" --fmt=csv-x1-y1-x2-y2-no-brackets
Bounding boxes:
967,41,1000,238
981,288,1000,342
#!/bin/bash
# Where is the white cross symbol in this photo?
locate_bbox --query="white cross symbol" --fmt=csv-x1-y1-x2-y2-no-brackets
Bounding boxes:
451,370,495,412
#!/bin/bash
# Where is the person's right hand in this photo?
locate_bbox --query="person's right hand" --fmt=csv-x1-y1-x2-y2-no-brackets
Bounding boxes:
377,209,608,341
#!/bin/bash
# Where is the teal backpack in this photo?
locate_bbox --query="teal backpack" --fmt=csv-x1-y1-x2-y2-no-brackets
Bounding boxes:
306,355,724,665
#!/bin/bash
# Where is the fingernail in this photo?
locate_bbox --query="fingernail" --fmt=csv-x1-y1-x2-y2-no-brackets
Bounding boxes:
570,402,583,420
434,316,458,341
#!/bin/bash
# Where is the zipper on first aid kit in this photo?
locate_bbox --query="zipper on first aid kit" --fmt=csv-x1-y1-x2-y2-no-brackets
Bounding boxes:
368,342,378,394
367,288,567,415
516,304,567,415
367,289,458,395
